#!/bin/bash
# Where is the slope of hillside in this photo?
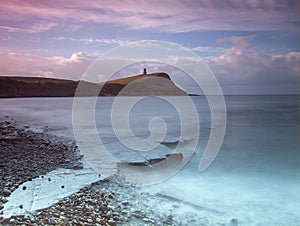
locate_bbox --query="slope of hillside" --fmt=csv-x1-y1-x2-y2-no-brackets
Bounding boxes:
0,76,78,98
0,72,188,98
100,72,187,96
105,72,171,85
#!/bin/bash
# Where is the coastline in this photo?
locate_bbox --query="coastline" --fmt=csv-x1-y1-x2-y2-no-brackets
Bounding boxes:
0,117,82,197
0,118,208,225
0,117,80,222
1,95,299,225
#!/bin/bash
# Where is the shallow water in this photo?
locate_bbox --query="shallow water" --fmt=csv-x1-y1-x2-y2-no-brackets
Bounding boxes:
0,95,299,224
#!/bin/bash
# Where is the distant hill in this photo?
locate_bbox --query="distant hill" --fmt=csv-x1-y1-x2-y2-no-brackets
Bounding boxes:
100,72,188,96
0,72,189,98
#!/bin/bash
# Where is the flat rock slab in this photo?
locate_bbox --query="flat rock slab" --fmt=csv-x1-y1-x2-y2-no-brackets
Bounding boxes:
3,167,101,218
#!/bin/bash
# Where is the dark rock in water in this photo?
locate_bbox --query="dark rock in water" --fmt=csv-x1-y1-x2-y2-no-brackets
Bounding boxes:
163,214,173,225
148,157,167,165
127,157,167,166
132,210,146,219
116,153,184,185
48,178,51,182
19,204,23,209
22,186,26,191
230,218,238,226
61,185,65,189
122,201,129,206
72,164,83,170
161,140,179,149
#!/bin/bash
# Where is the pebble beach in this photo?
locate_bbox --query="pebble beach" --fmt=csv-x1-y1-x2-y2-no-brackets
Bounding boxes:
0,118,211,226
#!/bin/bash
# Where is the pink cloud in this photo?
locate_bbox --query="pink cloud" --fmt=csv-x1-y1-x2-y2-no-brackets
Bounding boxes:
0,22,58,33
0,0,299,33
53,37,128,45
0,52,95,80
204,35,300,93
0,43,299,94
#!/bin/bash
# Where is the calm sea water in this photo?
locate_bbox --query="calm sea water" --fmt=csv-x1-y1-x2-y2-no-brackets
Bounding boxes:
0,95,299,224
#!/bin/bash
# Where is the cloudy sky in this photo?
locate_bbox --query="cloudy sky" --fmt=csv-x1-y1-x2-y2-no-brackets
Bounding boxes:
0,0,299,94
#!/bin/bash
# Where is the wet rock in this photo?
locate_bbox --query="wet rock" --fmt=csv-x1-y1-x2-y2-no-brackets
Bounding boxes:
132,210,146,218
2,189,10,197
143,217,155,223
99,205,109,213
230,218,239,226
163,214,174,225
0,197,8,204
72,163,83,170
122,201,129,206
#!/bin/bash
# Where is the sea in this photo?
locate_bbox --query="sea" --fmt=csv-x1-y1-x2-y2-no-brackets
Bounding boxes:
0,95,299,225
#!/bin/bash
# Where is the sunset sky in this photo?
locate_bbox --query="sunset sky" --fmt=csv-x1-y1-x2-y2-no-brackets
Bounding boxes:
0,0,299,94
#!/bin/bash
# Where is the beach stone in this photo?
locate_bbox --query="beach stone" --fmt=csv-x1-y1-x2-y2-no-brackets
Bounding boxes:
72,164,83,170
132,210,146,218
99,206,109,213
163,215,174,225
86,218,93,223
143,217,155,223
230,218,239,226
0,197,8,203
2,189,10,197
122,201,129,206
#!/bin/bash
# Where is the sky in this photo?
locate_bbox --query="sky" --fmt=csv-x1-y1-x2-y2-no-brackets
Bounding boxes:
0,0,299,94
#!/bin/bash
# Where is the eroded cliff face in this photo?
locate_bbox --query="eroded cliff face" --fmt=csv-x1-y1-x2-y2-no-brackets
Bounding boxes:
0,72,188,98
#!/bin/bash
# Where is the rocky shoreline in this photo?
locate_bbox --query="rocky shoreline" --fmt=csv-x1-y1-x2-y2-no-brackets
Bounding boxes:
0,118,214,226
0,118,81,193
0,118,81,223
